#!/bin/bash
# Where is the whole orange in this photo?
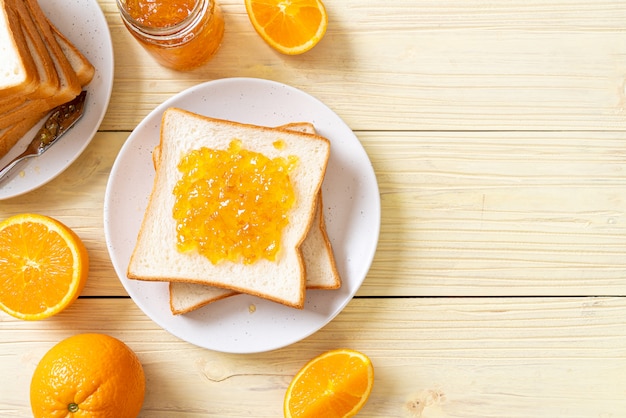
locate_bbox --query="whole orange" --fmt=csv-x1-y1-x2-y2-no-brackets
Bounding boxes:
30,333,146,418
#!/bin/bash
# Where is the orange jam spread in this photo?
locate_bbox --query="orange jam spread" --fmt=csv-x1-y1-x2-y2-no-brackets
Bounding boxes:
272,140,286,150
125,0,195,28
122,0,225,71
172,140,298,265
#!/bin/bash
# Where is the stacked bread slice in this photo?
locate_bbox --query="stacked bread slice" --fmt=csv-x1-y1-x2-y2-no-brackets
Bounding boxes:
0,0,94,159
127,108,340,311
164,122,341,314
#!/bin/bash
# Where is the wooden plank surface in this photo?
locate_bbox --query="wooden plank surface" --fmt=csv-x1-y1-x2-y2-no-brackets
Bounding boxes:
98,0,626,131
2,130,624,297
1,297,625,418
369,130,626,296
1,0,625,416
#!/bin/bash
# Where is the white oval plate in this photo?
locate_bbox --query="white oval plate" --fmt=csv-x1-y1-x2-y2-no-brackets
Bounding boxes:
0,0,114,199
104,78,380,353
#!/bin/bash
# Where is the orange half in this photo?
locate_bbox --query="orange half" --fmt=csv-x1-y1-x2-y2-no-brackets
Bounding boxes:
245,0,328,55
0,214,89,320
284,349,374,418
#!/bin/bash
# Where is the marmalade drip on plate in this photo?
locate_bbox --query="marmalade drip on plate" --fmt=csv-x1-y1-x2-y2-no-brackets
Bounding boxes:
172,139,298,264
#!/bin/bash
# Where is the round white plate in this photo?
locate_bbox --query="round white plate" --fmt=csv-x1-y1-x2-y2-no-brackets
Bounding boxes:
104,78,380,353
0,0,114,199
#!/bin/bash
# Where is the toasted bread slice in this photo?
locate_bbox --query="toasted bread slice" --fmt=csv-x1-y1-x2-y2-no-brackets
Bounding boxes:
127,109,331,309
0,0,38,98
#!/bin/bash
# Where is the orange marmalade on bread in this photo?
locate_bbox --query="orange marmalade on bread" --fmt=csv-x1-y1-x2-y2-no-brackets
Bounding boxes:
117,0,224,71
173,140,298,264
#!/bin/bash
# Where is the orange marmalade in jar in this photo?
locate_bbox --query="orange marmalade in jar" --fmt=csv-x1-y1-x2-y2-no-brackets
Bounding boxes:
116,0,224,71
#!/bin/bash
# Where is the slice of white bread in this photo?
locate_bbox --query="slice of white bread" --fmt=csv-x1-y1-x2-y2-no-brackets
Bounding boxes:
0,0,93,157
51,24,94,87
170,193,341,314
167,122,340,315
127,108,331,309
169,283,237,315
300,192,340,290
23,0,81,107
7,0,58,99
0,0,38,98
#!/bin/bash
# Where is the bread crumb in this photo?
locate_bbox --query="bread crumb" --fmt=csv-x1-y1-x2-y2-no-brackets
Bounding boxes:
248,304,256,314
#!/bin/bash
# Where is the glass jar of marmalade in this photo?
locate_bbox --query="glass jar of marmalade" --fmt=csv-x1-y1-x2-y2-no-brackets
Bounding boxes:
116,0,225,71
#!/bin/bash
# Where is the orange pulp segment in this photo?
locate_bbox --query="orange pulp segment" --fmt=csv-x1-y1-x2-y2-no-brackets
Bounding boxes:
0,213,89,320
284,348,374,418
245,0,328,55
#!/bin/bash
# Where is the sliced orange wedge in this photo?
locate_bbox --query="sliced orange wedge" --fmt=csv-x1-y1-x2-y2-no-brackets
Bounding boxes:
284,348,374,418
245,0,328,55
0,214,89,320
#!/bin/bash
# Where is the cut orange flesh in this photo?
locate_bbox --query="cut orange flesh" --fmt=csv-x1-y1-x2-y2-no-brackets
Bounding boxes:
245,0,328,55
284,349,374,418
0,213,89,320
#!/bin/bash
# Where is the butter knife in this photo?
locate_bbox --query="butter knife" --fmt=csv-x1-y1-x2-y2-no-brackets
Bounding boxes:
0,91,87,183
